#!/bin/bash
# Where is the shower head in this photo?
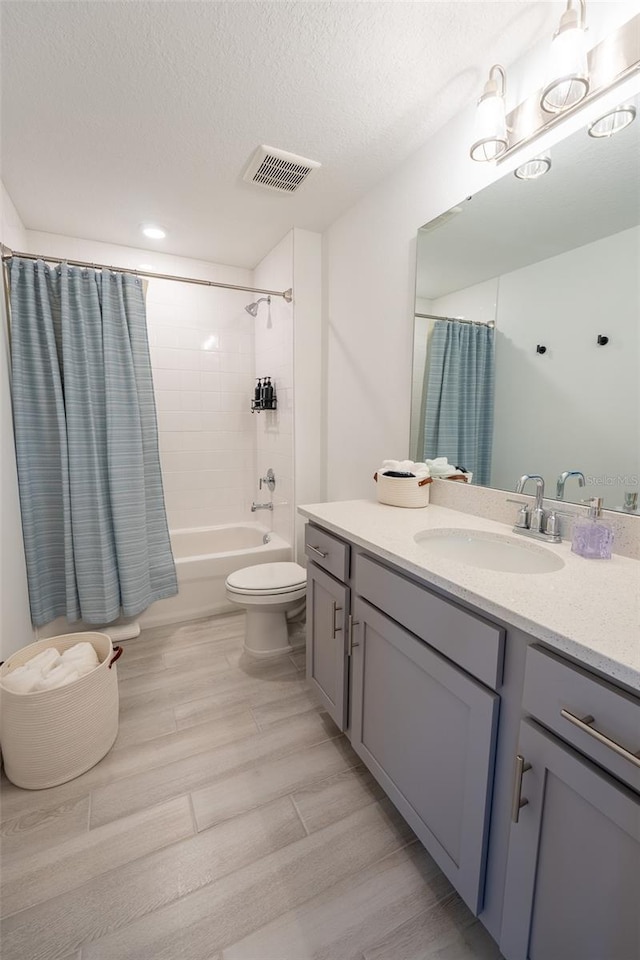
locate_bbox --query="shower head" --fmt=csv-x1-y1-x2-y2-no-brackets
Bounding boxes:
245,296,271,317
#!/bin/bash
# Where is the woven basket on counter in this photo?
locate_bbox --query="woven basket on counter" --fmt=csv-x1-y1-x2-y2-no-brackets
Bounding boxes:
0,632,122,790
373,472,433,508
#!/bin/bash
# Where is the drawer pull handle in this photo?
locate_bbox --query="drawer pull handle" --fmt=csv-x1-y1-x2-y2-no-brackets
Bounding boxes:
347,615,360,656
511,754,532,823
560,709,640,769
308,544,329,559
331,601,343,640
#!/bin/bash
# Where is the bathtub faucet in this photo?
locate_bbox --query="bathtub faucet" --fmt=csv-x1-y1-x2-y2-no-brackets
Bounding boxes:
251,501,273,512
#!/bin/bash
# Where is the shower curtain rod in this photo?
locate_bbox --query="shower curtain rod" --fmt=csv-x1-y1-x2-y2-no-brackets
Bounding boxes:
0,244,293,302
415,311,494,328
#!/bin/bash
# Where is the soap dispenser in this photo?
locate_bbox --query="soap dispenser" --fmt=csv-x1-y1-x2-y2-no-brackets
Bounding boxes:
571,497,614,559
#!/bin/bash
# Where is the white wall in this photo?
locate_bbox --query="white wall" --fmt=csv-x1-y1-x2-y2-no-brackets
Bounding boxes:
323,4,640,501
293,228,323,562
0,182,34,657
25,232,256,531
409,297,433,460
492,226,639,506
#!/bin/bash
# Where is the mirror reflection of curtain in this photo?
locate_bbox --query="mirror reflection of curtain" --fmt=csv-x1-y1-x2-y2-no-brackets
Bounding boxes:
9,257,178,627
421,320,495,485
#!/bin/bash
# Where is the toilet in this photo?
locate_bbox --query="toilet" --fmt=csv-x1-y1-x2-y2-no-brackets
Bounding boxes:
225,562,307,659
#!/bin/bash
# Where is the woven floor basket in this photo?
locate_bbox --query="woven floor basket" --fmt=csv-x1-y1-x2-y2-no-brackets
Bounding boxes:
0,632,121,790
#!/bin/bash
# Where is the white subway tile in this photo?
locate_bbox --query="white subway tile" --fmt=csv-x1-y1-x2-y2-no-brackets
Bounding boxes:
155,391,182,412
200,372,222,392
153,369,182,391
180,391,202,411
200,351,222,372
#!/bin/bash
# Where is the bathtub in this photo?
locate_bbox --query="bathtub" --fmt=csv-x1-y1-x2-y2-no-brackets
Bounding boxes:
138,522,292,628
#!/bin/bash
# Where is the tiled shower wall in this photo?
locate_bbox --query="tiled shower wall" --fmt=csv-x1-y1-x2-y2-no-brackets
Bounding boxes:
147,280,256,530
24,233,257,531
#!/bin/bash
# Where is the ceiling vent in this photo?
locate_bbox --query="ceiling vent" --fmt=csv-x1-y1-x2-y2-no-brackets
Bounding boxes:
243,145,321,194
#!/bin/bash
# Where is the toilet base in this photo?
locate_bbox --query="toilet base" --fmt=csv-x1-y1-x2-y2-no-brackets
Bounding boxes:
244,608,292,659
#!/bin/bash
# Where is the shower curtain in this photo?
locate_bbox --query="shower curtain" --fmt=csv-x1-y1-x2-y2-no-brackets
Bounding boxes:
9,257,177,627
422,320,495,486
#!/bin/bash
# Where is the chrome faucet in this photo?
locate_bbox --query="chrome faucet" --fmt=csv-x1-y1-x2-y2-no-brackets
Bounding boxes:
556,470,585,500
251,501,273,512
515,475,546,531
509,474,562,543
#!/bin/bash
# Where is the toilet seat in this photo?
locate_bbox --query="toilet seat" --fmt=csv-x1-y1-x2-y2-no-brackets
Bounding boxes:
226,562,306,596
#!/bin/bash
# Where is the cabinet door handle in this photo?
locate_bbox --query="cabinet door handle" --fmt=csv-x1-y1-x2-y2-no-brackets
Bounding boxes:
347,615,360,656
308,544,328,559
561,709,640,769
331,601,343,639
511,754,532,823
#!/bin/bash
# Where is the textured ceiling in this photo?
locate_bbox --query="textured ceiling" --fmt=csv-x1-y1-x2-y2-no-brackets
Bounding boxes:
1,1,562,267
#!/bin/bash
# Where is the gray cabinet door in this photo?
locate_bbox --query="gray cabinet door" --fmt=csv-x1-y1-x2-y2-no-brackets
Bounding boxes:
350,597,499,914
306,561,349,731
500,719,640,960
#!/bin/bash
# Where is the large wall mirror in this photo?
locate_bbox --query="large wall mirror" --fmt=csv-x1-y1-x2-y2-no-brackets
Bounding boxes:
411,93,640,513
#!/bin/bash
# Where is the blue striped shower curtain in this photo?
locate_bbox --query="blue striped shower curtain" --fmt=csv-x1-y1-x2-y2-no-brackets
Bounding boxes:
422,320,495,486
9,258,177,626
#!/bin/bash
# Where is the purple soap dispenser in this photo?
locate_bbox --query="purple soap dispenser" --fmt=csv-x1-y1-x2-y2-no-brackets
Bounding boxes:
571,497,614,559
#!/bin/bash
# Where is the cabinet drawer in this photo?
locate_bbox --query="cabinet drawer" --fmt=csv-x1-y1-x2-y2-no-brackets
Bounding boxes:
523,645,640,793
305,524,350,582
354,553,504,689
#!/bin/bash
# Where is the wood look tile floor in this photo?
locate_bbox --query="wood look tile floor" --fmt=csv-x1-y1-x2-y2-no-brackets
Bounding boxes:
0,612,503,960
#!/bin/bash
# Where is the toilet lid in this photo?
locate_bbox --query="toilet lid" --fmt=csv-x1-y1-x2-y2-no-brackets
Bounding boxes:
227,562,307,594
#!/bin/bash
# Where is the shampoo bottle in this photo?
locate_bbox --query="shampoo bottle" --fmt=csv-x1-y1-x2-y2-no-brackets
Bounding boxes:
571,497,614,559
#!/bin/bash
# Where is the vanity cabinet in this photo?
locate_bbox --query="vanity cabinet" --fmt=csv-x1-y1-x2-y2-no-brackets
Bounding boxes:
305,525,351,731
350,596,499,914
302,517,640,960
500,719,640,960
500,644,640,960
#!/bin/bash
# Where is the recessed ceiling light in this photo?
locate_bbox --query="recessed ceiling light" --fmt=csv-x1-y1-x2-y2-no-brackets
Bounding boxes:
141,224,166,240
514,154,552,180
588,105,636,138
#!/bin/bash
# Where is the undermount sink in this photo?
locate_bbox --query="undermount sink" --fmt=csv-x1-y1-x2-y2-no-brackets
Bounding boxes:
413,528,565,574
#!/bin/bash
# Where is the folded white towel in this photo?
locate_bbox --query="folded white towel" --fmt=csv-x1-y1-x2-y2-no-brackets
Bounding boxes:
61,642,100,677
25,648,61,674
34,664,80,692
378,460,431,481
1,665,41,694
425,458,455,477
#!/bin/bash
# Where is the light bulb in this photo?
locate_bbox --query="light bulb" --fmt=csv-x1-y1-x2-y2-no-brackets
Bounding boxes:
541,1,589,114
514,154,552,180
470,65,508,163
588,105,636,138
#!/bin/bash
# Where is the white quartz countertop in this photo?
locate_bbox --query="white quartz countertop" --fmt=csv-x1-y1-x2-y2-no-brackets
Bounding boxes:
298,499,640,692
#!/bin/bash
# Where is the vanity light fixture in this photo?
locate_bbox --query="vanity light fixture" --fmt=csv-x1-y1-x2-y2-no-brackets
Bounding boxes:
141,224,166,240
514,153,552,180
470,65,508,162
541,0,589,114
588,104,636,137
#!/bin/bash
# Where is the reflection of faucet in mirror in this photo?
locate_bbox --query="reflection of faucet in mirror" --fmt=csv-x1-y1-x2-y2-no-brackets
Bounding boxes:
556,470,585,500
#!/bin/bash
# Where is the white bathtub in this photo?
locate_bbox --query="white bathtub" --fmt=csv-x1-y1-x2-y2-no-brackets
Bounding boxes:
139,522,292,628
